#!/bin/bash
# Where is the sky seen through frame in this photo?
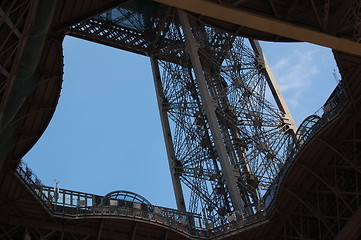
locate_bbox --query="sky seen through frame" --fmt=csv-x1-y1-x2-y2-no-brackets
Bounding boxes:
24,36,339,209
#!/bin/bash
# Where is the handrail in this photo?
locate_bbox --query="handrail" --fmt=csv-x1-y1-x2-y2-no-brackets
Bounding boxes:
16,159,266,237
17,161,53,211
16,161,208,236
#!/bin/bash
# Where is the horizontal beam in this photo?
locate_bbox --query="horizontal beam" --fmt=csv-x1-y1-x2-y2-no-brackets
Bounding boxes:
153,0,361,56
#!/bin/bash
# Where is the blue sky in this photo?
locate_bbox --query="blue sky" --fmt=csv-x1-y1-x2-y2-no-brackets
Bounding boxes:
24,36,339,209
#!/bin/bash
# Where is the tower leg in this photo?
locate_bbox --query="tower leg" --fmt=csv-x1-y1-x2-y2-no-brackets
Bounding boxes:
178,9,244,212
249,39,297,133
150,56,187,212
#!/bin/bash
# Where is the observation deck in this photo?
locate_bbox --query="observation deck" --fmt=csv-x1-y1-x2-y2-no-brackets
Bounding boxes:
0,80,351,239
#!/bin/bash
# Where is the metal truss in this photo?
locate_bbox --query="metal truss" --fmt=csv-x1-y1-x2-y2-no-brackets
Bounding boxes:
0,0,38,126
68,17,150,56
149,7,295,226
67,1,184,57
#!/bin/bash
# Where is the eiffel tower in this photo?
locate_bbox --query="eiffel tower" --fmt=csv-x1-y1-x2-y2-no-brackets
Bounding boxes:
1,0,361,239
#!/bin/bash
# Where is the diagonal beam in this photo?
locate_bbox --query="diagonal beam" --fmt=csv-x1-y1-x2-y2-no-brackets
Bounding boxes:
317,138,361,174
45,230,57,238
296,162,354,213
249,39,297,133
0,7,21,38
0,225,19,239
284,187,336,238
335,205,361,240
153,0,361,56
0,65,9,77
150,56,187,211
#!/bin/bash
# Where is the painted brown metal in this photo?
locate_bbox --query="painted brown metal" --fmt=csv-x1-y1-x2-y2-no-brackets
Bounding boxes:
153,0,361,56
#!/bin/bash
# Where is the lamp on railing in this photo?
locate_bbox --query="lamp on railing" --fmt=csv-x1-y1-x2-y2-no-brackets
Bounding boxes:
53,179,59,203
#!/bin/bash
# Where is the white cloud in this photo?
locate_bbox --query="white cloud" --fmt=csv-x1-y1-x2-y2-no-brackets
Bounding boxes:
273,57,290,70
271,50,320,108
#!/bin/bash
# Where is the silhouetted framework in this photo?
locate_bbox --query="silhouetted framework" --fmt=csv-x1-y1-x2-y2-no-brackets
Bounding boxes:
1,0,361,239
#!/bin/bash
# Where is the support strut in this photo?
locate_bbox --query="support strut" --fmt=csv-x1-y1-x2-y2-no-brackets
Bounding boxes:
150,55,187,211
178,9,244,212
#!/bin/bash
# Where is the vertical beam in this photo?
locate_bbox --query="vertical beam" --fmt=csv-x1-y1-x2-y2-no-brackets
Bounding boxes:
97,219,104,240
150,56,187,212
23,227,31,240
130,222,138,240
178,9,243,212
249,39,297,133
163,229,169,240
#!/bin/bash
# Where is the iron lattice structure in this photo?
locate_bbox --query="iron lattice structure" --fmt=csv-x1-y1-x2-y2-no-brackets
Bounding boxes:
32,1,298,227
147,7,295,225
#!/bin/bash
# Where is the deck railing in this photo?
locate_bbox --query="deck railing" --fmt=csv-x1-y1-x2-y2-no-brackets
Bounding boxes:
16,81,348,238
17,161,208,237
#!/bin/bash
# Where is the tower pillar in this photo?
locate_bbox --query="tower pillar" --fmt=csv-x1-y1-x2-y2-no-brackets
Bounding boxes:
178,9,244,212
